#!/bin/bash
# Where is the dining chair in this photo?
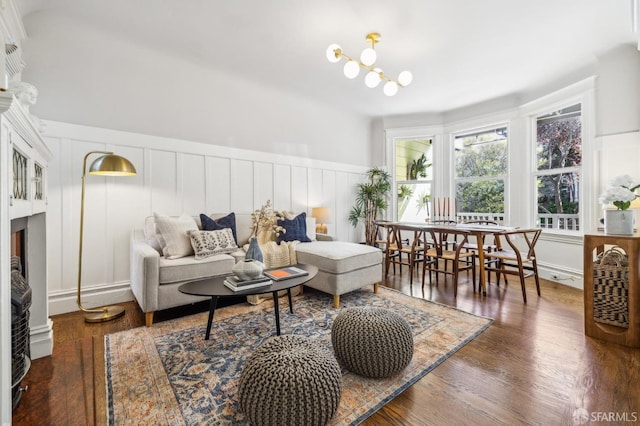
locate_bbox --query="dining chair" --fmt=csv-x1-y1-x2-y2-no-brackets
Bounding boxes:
374,220,397,275
422,228,476,297
386,224,427,285
425,220,458,272
483,228,542,303
374,220,393,248
459,220,500,281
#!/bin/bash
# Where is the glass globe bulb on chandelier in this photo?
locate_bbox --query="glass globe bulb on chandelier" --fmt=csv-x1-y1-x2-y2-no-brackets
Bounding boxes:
326,32,412,96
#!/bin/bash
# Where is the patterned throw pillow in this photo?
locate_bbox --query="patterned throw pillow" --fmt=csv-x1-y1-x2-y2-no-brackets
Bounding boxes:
188,228,238,260
154,213,199,259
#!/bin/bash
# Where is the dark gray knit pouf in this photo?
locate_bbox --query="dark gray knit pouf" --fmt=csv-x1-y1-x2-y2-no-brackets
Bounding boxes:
238,335,342,426
331,307,413,378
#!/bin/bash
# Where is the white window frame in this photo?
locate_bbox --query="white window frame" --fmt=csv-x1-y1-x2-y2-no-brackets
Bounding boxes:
521,77,596,238
385,126,443,221
451,123,510,223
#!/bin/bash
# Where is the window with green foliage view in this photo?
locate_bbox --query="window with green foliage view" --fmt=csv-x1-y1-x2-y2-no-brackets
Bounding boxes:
454,127,508,216
535,104,581,231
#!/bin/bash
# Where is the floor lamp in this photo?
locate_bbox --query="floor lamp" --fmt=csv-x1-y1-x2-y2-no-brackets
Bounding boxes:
77,151,136,322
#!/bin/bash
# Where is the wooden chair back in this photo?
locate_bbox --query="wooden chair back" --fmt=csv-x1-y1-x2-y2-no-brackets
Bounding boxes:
495,228,542,262
385,223,427,284
423,228,477,296
485,228,542,302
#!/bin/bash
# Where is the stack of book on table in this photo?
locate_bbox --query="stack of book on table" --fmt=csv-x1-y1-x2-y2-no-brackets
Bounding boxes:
264,266,309,281
223,275,272,292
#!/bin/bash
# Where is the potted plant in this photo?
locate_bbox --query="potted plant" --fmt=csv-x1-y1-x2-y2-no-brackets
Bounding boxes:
397,184,413,201
408,153,431,180
348,167,391,245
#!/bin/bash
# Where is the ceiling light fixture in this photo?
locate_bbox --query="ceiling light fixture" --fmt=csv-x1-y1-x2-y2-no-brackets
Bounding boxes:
326,32,412,96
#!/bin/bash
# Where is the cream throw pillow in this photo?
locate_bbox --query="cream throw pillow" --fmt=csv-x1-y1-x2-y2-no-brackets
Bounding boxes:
153,213,198,259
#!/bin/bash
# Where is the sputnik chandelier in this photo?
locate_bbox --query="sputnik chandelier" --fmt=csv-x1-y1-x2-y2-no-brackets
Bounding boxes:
326,32,412,96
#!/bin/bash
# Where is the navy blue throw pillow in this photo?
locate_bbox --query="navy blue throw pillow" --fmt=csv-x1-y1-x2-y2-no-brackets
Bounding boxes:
200,213,238,244
277,212,312,244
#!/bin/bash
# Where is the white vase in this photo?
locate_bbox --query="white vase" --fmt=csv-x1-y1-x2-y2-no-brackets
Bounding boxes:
604,209,634,235
232,259,265,281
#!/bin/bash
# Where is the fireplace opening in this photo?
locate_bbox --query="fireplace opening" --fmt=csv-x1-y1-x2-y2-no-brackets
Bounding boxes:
11,218,31,410
11,227,25,269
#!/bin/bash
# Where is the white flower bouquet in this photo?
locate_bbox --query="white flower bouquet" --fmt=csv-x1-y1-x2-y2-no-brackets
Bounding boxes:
598,175,640,210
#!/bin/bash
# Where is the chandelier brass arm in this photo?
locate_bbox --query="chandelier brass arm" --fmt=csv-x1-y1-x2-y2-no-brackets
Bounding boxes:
326,32,412,96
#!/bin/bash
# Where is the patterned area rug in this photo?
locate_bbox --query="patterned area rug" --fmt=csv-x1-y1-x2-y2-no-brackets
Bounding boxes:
105,286,492,425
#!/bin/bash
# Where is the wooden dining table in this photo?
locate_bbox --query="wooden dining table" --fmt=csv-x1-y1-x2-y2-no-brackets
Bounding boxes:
388,221,516,295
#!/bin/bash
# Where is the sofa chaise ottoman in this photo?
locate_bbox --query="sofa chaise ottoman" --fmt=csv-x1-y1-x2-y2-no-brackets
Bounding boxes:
296,241,382,308
130,212,382,326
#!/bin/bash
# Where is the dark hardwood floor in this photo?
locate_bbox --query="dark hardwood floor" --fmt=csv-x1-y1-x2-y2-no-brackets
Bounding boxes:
12,270,640,425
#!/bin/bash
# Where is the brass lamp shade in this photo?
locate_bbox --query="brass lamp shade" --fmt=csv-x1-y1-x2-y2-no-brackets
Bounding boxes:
77,151,136,323
89,154,137,176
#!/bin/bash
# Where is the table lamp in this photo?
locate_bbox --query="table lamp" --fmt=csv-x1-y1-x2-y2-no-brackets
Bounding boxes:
312,207,331,234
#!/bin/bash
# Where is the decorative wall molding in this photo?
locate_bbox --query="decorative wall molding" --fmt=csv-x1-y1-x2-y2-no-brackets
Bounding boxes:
43,120,369,315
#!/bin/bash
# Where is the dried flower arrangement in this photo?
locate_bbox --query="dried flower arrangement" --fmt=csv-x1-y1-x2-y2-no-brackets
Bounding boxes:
251,200,287,239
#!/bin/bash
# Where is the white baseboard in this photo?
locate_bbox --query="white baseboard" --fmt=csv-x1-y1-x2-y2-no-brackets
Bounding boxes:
538,264,583,290
30,320,54,359
48,281,134,316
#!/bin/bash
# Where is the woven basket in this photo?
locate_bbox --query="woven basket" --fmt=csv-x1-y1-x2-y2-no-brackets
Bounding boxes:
592,246,629,328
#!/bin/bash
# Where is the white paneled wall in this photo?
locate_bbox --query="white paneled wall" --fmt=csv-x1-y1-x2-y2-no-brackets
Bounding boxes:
42,121,369,315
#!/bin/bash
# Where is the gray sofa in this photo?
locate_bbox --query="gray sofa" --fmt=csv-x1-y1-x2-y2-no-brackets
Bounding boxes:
130,213,382,326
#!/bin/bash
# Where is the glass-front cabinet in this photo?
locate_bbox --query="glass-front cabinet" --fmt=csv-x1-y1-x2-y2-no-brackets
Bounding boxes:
9,127,47,219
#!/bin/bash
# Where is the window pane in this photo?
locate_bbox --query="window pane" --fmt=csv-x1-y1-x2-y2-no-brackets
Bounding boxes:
395,139,433,181
456,180,505,214
455,127,507,178
536,172,580,214
536,104,581,171
397,182,431,222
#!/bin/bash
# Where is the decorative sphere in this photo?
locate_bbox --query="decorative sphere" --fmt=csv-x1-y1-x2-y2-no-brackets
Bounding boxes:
383,81,398,96
360,47,377,66
398,71,413,86
365,71,381,88
343,60,360,79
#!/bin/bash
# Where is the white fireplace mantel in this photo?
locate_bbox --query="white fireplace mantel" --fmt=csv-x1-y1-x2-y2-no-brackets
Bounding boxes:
1,88,53,420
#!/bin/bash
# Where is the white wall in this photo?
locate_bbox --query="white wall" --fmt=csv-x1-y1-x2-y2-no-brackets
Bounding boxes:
596,44,640,137
43,120,368,315
21,11,373,167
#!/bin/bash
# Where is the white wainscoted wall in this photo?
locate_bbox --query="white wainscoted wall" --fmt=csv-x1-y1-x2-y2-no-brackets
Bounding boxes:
43,120,370,315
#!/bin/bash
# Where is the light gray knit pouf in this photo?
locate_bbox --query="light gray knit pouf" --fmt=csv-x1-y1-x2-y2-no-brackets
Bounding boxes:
238,335,342,426
331,306,413,378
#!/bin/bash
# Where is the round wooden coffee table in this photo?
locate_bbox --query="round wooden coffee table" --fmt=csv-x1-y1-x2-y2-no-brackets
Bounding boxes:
179,263,318,340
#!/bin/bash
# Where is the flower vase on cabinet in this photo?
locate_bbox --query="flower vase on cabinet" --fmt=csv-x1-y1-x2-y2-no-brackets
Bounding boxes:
604,209,634,235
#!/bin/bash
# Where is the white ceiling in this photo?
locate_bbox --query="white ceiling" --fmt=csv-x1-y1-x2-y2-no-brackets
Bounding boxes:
14,0,639,118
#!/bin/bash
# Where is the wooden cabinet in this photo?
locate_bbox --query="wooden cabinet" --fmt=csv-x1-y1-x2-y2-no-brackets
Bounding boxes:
583,231,640,347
